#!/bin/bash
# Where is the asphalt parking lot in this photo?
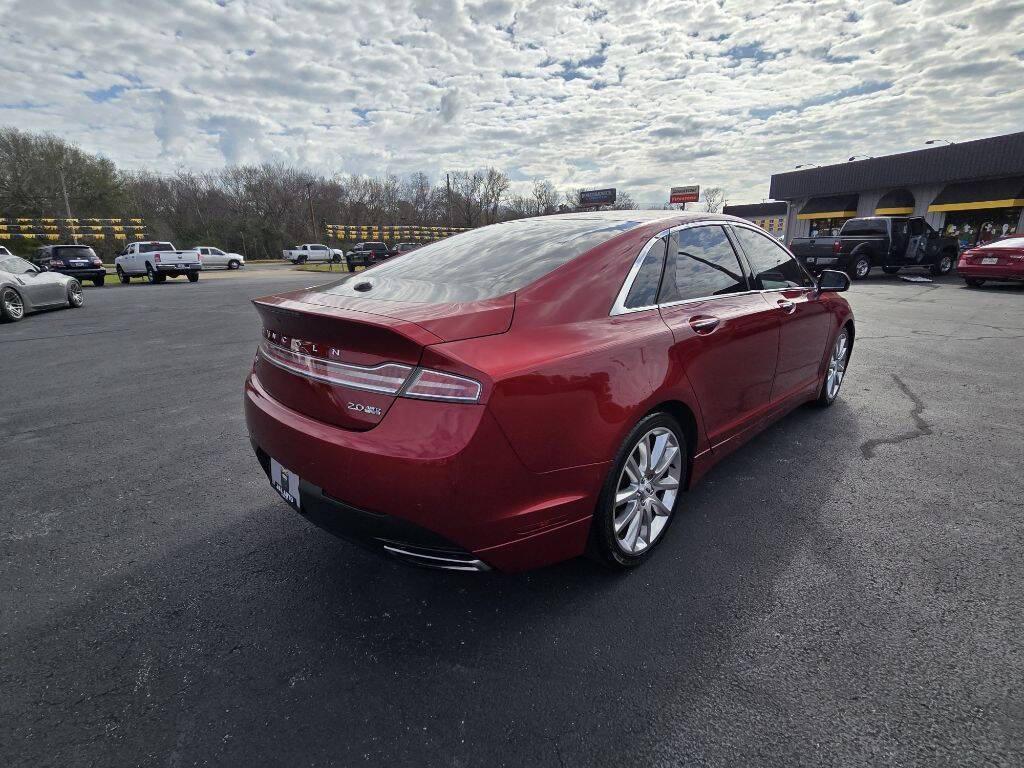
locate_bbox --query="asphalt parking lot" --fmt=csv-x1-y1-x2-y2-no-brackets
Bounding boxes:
2,269,1022,767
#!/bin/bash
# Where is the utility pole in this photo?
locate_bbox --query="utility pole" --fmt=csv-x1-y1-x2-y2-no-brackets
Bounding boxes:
59,167,78,244
306,182,317,242
446,173,453,229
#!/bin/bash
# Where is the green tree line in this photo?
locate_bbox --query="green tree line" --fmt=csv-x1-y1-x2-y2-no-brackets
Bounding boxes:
0,127,637,260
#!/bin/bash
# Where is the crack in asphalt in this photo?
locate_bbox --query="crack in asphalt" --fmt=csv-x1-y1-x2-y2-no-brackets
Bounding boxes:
860,374,933,459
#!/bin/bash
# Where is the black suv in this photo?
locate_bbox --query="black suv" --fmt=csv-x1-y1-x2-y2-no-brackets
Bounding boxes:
33,244,106,286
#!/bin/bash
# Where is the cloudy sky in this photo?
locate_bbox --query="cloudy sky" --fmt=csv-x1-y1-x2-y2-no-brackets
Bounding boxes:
1,0,1023,204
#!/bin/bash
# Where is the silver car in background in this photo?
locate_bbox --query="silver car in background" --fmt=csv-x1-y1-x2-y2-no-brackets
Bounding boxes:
1,255,84,323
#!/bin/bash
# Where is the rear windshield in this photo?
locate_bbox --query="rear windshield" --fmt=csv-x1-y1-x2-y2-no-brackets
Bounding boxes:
320,217,641,303
54,246,97,259
139,242,173,253
840,219,888,236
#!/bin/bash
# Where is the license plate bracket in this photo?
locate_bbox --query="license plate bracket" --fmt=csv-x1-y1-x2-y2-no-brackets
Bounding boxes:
981,257,998,265
270,458,301,510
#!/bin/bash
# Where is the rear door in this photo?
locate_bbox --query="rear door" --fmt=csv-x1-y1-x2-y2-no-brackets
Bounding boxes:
657,224,780,448
731,225,830,401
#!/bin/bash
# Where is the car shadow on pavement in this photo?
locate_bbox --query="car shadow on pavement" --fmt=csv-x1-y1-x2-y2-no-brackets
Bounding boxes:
6,401,867,767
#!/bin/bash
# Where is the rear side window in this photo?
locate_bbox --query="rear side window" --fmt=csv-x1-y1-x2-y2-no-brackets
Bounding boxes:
139,242,173,253
54,246,97,258
322,217,644,303
659,226,748,303
624,237,667,309
841,219,887,236
733,227,813,290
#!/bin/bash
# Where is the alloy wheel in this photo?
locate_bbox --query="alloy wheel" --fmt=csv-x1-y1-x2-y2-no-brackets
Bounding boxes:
68,281,84,307
613,427,683,555
855,259,870,278
940,254,953,273
826,332,849,400
2,288,24,319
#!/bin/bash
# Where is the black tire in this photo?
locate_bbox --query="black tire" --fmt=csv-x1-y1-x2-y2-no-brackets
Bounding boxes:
882,266,900,275
331,254,342,264
93,276,105,287
67,279,84,308
187,271,199,283
590,412,687,569
117,266,130,284
931,251,955,276
965,278,985,287
146,263,159,284
816,327,851,407
848,255,871,280
1,287,25,322
228,259,240,270
297,255,307,265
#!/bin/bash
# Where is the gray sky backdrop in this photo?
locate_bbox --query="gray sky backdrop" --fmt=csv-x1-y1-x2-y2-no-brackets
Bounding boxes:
1,0,1023,205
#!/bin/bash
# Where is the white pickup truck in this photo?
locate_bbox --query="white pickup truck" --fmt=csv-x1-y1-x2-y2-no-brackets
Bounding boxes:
0,246,12,257
282,243,344,265
114,241,202,284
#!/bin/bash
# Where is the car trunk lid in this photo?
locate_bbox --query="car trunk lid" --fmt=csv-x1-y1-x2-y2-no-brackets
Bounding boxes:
251,289,512,431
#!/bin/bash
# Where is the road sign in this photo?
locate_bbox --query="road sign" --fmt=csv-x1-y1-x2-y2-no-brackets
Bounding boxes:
580,188,617,207
670,185,700,204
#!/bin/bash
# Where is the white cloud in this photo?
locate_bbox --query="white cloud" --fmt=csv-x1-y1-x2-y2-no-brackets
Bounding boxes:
0,0,1022,204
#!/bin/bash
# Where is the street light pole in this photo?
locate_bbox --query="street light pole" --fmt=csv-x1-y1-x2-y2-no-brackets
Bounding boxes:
59,167,78,244
306,182,317,242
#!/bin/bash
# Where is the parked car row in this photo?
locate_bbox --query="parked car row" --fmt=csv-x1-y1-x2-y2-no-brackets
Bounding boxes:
281,241,421,271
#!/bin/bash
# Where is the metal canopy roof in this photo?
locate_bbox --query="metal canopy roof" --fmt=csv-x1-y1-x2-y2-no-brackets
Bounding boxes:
770,132,1024,200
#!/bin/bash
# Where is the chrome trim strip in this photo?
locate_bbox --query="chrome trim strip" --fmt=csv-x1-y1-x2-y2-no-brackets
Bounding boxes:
381,545,491,571
258,342,413,394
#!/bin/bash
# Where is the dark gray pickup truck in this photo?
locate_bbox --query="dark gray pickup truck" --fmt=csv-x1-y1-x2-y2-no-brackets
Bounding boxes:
790,217,958,279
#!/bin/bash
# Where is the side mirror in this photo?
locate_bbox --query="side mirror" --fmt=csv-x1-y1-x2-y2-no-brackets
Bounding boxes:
818,269,850,293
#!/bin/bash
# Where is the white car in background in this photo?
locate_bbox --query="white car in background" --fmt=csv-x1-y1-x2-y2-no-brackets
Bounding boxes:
196,246,245,270
282,243,344,265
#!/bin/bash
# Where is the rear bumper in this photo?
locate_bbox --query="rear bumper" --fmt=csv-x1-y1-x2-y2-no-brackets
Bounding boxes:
244,373,603,572
55,267,106,280
957,261,1024,280
157,263,201,271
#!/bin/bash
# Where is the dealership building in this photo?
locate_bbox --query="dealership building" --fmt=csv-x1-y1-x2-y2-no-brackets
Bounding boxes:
762,131,1024,249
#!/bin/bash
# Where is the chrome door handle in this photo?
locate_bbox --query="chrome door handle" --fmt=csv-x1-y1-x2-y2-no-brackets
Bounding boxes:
776,299,796,313
689,316,721,334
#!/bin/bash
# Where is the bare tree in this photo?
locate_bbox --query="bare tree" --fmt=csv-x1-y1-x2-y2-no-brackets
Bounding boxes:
702,187,725,213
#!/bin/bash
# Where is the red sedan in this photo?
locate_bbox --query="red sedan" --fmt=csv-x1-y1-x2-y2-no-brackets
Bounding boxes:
245,212,854,572
958,237,1024,287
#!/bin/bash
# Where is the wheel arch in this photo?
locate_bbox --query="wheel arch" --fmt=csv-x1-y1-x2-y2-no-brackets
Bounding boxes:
1,284,29,315
644,399,700,489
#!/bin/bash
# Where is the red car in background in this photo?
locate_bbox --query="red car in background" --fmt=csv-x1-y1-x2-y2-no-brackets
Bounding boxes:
958,236,1024,287
245,212,854,572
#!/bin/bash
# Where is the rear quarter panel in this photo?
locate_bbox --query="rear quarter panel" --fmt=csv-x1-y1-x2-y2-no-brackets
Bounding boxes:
442,309,703,474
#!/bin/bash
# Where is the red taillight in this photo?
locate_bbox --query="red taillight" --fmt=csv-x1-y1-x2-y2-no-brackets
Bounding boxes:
49,259,63,267
402,369,482,403
154,254,161,263
833,239,842,254
91,257,102,266
258,341,483,404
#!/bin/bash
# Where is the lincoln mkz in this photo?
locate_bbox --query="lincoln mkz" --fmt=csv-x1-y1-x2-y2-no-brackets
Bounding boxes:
244,212,854,572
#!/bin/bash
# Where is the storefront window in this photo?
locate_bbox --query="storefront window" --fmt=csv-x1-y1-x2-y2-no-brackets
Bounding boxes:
942,208,1022,249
